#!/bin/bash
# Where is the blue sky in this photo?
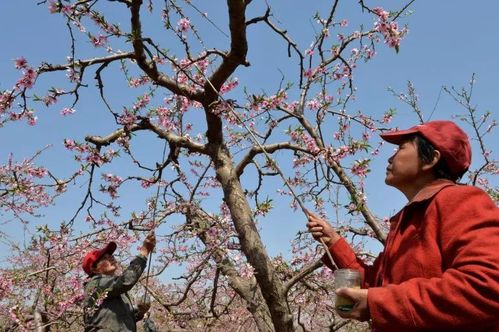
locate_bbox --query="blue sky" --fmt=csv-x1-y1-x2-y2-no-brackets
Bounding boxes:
0,1,498,265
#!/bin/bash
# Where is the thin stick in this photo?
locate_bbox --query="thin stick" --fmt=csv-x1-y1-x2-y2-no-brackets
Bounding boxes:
143,140,168,302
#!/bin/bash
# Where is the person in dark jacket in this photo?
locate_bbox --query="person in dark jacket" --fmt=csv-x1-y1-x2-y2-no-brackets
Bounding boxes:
82,232,156,332
307,120,499,331
142,311,158,332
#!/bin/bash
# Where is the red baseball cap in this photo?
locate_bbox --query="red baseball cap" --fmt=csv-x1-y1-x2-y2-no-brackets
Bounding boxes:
82,241,117,276
380,120,472,179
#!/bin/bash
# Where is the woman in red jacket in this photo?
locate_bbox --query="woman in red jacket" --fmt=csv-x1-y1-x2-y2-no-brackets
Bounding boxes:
307,120,499,332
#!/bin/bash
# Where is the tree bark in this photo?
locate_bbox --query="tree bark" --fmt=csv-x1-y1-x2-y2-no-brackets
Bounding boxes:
187,207,275,331
211,148,295,331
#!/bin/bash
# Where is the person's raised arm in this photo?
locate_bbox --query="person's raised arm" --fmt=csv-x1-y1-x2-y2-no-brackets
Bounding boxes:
96,232,157,298
139,232,156,257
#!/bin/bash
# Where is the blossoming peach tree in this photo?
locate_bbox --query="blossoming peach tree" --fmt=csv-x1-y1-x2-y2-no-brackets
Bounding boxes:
0,0,496,331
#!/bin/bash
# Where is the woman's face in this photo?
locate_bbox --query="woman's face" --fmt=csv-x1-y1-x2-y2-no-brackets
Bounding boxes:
93,253,118,276
385,139,425,192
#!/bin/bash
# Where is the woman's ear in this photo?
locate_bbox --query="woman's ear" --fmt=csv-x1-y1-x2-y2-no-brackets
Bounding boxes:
422,150,441,171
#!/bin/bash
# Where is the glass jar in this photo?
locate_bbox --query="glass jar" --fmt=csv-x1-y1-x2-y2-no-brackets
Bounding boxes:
333,269,361,311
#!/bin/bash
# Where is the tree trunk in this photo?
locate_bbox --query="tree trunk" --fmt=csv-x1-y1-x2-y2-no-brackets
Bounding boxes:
212,148,295,331
187,207,275,331
34,308,49,332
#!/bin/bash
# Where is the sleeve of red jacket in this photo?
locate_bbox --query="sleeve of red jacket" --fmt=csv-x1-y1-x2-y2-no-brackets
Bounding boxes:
322,238,384,288
368,186,499,331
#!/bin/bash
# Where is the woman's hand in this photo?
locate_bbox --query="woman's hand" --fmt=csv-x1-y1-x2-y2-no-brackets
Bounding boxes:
306,210,341,246
140,232,156,257
335,288,370,322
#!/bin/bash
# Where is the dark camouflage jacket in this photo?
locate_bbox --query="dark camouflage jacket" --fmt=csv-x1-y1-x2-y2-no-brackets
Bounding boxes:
83,255,147,332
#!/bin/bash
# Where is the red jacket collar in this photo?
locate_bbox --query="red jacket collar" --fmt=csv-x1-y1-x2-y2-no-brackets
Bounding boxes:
390,179,457,224
407,179,457,206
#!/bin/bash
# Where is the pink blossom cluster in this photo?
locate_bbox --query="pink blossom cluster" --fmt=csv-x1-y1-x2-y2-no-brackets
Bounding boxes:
132,93,151,111
163,94,201,116
300,133,321,155
64,138,89,153
48,0,59,13
64,139,116,166
116,135,130,149
60,107,76,116
15,57,28,69
8,305,31,331
210,100,232,116
140,177,157,188
314,196,325,210
0,90,14,116
100,173,123,199
316,17,349,40
93,149,117,167
362,45,376,59
177,17,191,32
90,33,108,47
304,65,325,80
47,0,73,15
381,110,394,124
175,57,205,87
14,57,37,90
152,54,167,65
117,108,138,129
326,145,351,162
196,56,210,72
290,251,313,267
0,274,13,298
291,154,313,168
8,109,37,125
200,175,220,190
65,57,81,83
66,7,87,33
306,99,321,110
486,163,498,175
373,7,407,50
202,225,232,251
42,94,57,107
220,78,239,94
0,234,91,327
0,154,53,215
251,90,288,111
156,107,175,130
332,64,352,81
351,158,371,178
129,76,151,87
42,87,65,107
231,254,255,279
289,172,307,187
315,92,334,107
210,101,241,125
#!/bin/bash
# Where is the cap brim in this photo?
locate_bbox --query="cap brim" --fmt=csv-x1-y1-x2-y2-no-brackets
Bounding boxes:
102,241,117,256
94,241,117,266
380,128,419,144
